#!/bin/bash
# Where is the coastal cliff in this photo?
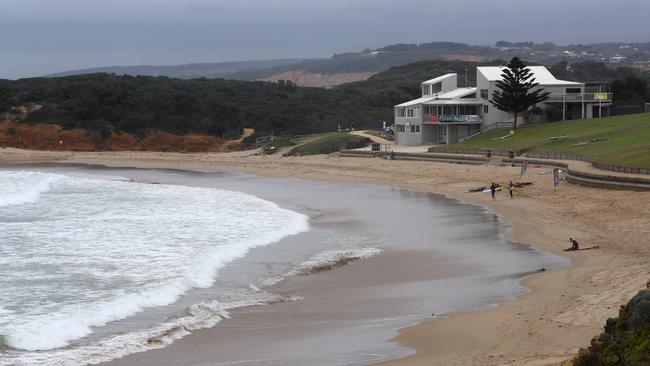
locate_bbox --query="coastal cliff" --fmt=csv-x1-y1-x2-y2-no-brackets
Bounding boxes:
570,287,650,366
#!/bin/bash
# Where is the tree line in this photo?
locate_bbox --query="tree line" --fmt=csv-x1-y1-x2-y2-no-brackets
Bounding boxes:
0,74,392,139
0,60,648,139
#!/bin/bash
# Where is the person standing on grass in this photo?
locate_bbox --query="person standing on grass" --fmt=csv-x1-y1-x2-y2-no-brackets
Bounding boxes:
509,181,514,199
490,182,497,200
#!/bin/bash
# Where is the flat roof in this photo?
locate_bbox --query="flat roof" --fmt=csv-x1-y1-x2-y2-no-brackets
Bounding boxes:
422,73,456,85
394,96,434,107
477,66,583,86
395,88,481,107
435,87,477,99
423,99,483,105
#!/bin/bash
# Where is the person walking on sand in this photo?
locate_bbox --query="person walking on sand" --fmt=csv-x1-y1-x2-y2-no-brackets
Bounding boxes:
490,182,496,200
509,181,514,199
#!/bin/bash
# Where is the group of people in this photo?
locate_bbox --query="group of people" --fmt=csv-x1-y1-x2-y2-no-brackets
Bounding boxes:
489,181,515,200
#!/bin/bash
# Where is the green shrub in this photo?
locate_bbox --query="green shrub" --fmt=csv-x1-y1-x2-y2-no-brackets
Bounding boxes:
241,131,266,148
286,133,370,156
573,289,650,366
262,137,297,154
222,129,243,140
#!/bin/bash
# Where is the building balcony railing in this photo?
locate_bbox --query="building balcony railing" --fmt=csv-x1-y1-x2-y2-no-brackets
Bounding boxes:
545,93,613,103
423,114,482,124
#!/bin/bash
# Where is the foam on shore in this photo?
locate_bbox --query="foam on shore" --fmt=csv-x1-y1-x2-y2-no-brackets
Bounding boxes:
0,170,309,362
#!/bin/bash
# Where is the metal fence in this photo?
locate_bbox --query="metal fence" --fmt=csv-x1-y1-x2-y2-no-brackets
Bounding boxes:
525,151,592,161
428,147,517,157
545,93,613,103
526,151,650,175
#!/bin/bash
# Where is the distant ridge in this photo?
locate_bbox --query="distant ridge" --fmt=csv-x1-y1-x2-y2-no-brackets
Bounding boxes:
46,59,307,79
45,41,650,87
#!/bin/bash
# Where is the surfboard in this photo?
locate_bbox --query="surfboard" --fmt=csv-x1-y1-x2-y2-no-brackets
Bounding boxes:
564,245,600,252
482,187,502,193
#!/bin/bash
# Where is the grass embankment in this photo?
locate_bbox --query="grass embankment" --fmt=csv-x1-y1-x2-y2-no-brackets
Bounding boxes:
452,113,650,168
262,137,297,154
286,133,370,156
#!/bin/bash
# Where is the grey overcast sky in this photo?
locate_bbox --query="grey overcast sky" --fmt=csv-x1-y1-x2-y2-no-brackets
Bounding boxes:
1,0,649,79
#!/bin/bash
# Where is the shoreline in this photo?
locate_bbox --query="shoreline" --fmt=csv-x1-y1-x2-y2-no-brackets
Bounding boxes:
1,148,649,365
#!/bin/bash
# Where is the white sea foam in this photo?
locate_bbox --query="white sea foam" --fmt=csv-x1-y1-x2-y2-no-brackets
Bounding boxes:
0,294,305,366
259,245,383,287
292,247,383,275
0,170,309,356
0,171,62,208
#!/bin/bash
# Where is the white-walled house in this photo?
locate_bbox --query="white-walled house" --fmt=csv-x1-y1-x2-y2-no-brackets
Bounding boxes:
393,66,613,146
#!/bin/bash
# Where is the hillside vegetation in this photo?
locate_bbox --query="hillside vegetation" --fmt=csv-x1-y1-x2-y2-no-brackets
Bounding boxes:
1,59,648,152
0,73,393,138
452,113,650,168
2,60,520,140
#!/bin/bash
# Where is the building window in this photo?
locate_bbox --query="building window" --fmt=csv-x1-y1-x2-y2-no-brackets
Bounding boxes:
484,105,489,113
410,125,420,133
431,82,442,93
480,89,489,99
406,108,417,117
457,105,478,115
422,84,431,95
566,88,581,94
442,105,454,115
396,125,405,133
397,108,406,117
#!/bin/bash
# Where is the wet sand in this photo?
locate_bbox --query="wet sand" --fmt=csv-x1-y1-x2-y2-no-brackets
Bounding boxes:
1,148,649,365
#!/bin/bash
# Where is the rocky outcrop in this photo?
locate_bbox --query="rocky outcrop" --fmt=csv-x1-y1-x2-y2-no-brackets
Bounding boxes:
571,286,650,366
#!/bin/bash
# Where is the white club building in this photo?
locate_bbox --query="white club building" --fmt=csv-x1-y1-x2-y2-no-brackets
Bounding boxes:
393,66,613,145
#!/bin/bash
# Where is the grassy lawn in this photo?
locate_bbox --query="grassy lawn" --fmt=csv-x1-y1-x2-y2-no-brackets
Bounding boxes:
287,133,371,156
452,113,650,168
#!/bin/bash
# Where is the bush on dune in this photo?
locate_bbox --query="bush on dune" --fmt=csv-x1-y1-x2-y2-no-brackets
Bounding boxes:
572,289,650,366
286,133,370,156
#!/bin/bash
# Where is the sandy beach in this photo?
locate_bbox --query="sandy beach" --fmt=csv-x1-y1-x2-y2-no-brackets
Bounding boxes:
1,147,649,365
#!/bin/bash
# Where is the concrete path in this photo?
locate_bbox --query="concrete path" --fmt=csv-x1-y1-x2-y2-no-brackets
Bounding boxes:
350,130,394,145
341,149,650,190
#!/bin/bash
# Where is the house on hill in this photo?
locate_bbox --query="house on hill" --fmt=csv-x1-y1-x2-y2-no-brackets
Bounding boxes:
393,66,613,145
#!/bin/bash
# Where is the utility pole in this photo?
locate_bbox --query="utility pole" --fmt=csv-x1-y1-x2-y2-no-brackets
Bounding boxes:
599,85,603,118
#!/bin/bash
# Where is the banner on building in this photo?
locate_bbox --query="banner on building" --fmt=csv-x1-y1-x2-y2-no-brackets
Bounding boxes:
594,93,609,101
435,115,482,123
520,160,528,176
429,115,438,122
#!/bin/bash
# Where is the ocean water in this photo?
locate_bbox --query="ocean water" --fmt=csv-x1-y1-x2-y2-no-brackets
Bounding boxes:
0,167,568,366
0,170,310,365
